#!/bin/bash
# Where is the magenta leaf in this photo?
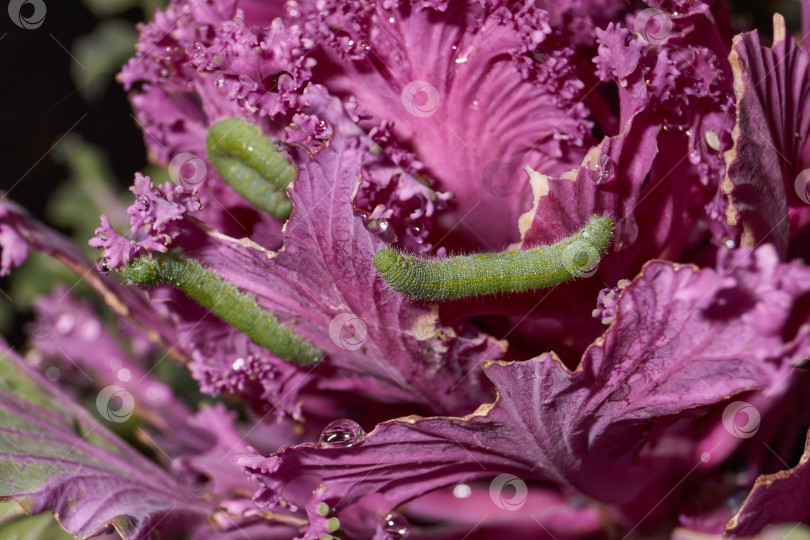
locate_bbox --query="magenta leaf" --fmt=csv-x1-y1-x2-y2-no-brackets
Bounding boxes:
726,430,810,535
243,245,810,519
722,14,810,255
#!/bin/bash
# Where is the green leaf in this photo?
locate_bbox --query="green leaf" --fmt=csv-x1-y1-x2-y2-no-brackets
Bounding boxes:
0,343,205,539
206,118,296,219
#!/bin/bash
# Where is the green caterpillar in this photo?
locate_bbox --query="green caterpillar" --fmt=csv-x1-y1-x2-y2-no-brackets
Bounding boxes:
374,215,613,300
206,117,296,219
126,250,323,366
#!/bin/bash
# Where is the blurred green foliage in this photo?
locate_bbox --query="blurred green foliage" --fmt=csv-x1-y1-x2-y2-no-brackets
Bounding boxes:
0,502,73,539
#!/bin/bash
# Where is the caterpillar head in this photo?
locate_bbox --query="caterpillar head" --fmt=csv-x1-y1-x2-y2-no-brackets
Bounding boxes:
125,254,162,286
374,248,399,274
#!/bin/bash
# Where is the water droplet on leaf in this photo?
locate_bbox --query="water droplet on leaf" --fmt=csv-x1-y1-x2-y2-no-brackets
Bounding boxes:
381,513,410,539
96,257,111,274
366,218,390,235
239,74,258,91
319,419,365,448
452,484,471,498
191,42,205,60
594,154,614,185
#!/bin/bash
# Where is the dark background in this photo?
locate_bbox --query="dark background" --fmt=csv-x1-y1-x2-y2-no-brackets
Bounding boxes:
0,0,148,217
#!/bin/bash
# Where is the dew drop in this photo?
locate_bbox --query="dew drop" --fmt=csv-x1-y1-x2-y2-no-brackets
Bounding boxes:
317,119,328,130
191,41,205,60
215,74,225,88
239,74,258,91
688,148,701,164
452,484,471,498
319,419,365,447
722,237,736,249
381,513,410,539
366,218,390,235
232,357,246,371
96,257,111,274
594,154,614,185
137,194,150,207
